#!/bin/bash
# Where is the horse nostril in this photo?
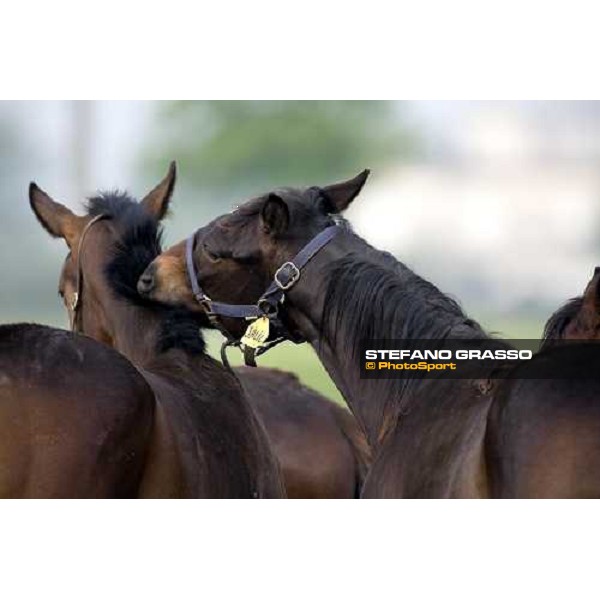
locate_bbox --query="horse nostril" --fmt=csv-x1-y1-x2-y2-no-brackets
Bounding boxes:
137,270,155,295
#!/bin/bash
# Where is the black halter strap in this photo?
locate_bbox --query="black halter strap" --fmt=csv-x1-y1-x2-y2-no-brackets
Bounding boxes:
185,224,340,365
257,225,339,316
186,234,262,320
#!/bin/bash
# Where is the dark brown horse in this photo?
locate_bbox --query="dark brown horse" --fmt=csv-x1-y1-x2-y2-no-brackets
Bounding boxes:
31,166,368,498
542,268,600,345
29,169,284,498
140,171,600,498
0,323,155,497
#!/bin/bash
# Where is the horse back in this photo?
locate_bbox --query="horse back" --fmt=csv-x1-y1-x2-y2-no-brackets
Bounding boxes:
0,324,155,498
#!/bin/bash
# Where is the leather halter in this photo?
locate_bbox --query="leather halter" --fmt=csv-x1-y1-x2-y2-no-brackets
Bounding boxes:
185,224,340,365
69,214,110,332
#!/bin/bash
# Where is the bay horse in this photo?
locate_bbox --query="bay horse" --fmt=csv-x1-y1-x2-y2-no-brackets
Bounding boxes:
0,323,155,497
139,171,600,498
29,168,284,498
31,165,369,498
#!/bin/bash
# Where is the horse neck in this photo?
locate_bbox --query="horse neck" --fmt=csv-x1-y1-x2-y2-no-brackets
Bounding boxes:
85,297,162,367
285,231,486,447
84,292,193,371
114,306,165,367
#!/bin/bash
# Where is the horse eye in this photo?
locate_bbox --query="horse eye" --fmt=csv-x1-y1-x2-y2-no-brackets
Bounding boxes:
203,244,221,262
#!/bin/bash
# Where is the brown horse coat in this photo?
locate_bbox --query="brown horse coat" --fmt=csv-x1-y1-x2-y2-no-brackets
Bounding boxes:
238,367,370,498
0,324,154,498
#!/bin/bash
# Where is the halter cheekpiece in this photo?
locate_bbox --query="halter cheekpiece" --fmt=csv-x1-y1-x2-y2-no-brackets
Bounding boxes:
70,213,110,332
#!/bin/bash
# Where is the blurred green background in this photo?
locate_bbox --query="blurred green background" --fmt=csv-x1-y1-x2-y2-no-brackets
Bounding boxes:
1,101,596,403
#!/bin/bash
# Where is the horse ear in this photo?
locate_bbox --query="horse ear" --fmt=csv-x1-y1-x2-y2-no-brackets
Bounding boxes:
29,183,84,248
261,193,289,236
140,161,177,221
583,268,600,309
569,269,600,336
321,169,370,212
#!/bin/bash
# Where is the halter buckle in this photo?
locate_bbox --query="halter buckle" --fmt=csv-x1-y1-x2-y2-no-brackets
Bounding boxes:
196,293,211,305
257,297,279,317
198,296,215,317
274,262,300,291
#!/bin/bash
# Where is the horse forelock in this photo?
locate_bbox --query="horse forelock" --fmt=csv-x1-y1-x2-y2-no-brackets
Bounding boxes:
86,191,207,354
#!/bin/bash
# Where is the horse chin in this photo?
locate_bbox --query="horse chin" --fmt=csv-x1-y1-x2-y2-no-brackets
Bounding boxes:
137,276,197,312
156,287,199,312
139,255,196,309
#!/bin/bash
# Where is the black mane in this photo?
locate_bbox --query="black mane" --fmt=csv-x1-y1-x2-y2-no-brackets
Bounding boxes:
322,242,487,389
318,239,489,417
541,296,583,348
86,191,207,354
88,192,162,304
323,249,486,348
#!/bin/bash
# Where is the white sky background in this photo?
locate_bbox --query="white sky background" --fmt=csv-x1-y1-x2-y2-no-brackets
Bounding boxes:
1,101,155,198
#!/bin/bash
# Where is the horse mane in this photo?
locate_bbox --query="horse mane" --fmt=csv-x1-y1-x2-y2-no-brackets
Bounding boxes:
541,297,583,348
322,242,487,377
317,240,488,423
324,248,485,343
86,191,207,354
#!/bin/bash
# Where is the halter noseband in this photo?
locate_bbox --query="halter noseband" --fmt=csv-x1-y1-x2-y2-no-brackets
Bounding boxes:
185,224,340,366
69,213,110,333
